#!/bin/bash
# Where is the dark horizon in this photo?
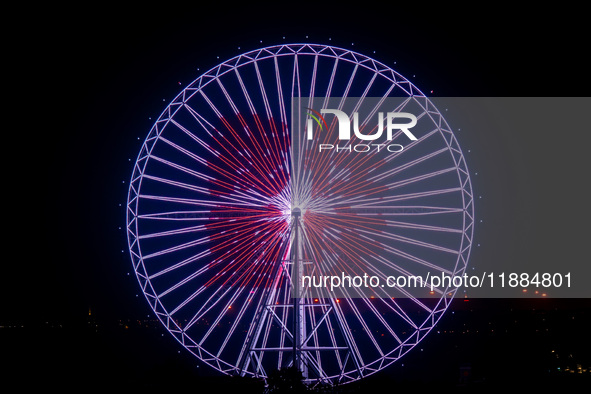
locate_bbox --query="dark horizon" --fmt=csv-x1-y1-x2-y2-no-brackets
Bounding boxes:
3,298,589,390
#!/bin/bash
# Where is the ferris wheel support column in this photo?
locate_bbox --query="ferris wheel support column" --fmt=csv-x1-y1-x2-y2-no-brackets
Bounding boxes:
291,207,307,378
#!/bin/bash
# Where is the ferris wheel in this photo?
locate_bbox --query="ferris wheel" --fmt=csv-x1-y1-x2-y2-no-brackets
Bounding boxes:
126,43,474,386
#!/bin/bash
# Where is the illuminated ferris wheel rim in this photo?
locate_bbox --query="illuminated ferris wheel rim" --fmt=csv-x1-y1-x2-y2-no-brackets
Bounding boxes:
181,43,425,97
143,43,431,137
126,42,475,384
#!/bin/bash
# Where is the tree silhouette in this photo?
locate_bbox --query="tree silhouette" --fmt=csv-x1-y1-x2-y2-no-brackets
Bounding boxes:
266,367,307,393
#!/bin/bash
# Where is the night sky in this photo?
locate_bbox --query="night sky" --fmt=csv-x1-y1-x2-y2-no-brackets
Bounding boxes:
4,6,590,390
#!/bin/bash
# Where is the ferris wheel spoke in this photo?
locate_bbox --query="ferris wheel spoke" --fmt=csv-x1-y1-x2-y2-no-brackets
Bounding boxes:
205,81,278,181
140,237,210,260
354,230,454,275
378,298,419,331
347,299,384,358
236,286,280,370
206,221,287,265
303,221,438,308
340,187,462,207
178,238,285,324
363,299,405,345
313,208,463,233
157,134,262,194
339,205,464,216
168,115,257,189
167,108,219,155
324,57,339,100
290,55,304,191
306,210,460,253
138,223,206,239
369,144,447,184
353,88,405,134
310,169,459,209
382,219,462,233
314,231,440,308
216,296,260,359
379,127,441,169
181,283,241,331
181,103,285,199
196,287,248,346
158,268,207,298
303,222,451,305
298,89,402,196
147,152,261,199
322,308,348,370
138,210,211,221
147,249,210,280
140,173,210,196
157,230,279,298
341,63,359,101
363,167,458,200
136,194,214,208
141,171,275,208
240,63,286,168
356,227,459,255
139,193,270,208
331,301,365,374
